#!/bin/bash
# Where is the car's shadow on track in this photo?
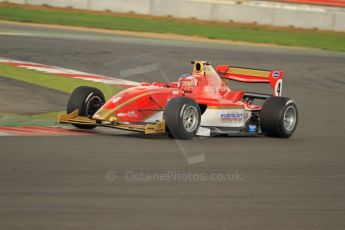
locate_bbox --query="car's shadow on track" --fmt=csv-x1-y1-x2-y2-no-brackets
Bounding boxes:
90,129,268,140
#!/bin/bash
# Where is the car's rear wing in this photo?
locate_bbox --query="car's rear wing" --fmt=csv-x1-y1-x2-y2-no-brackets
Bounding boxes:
216,65,284,96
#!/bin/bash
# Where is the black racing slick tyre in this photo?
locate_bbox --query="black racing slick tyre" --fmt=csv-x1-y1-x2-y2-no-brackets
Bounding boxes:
260,97,298,138
67,86,105,129
165,97,201,140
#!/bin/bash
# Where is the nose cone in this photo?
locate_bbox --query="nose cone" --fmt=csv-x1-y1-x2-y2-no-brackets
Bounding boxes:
92,86,161,121
92,88,132,121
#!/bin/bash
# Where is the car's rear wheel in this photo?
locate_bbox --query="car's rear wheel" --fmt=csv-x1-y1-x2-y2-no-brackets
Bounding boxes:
165,97,201,140
260,97,298,138
67,86,105,129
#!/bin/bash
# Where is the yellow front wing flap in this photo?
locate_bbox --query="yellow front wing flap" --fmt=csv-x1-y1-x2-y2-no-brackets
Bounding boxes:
58,110,166,134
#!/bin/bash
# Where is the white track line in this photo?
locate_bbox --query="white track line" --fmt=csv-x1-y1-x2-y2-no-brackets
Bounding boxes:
0,57,140,87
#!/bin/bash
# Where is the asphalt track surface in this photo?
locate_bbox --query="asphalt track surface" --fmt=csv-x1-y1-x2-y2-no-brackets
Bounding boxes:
0,77,68,115
0,22,345,230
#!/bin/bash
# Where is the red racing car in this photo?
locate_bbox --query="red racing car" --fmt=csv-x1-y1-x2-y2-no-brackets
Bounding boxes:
58,61,298,139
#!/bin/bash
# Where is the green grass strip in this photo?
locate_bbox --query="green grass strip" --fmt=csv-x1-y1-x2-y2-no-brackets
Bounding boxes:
0,114,58,126
0,4,345,51
0,63,123,126
0,64,122,99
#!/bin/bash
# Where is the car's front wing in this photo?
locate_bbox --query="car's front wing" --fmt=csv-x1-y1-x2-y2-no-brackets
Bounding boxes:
58,110,166,134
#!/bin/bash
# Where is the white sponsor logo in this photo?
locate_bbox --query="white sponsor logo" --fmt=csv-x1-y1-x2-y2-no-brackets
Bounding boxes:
127,111,138,117
201,109,246,127
220,111,244,123
117,111,138,118
272,71,280,78
111,96,122,103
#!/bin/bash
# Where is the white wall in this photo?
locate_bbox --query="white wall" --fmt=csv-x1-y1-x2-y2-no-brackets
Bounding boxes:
89,0,151,15
2,0,345,32
27,0,89,9
333,13,345,31
211,3,276,25
151,0,213,20
271,7,334,30
4,0,26,3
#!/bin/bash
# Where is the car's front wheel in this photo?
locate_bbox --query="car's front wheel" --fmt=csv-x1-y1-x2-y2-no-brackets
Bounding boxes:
164,97,201,140
67,86,105,129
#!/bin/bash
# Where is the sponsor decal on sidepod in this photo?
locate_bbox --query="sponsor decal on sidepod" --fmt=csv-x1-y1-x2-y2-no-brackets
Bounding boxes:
220,112,244,123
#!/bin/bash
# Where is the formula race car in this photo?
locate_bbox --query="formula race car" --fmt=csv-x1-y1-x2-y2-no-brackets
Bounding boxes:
58,61,298,139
